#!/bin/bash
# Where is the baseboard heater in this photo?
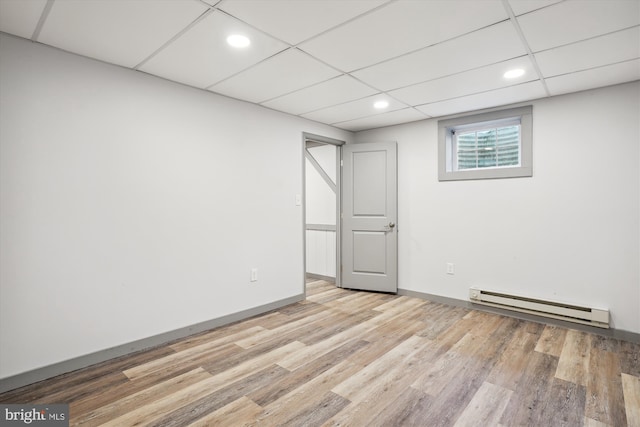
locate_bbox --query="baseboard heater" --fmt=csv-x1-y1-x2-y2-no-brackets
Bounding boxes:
469,287,609,329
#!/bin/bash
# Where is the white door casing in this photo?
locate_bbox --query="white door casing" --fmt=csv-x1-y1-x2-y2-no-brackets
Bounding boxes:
341,142,397,293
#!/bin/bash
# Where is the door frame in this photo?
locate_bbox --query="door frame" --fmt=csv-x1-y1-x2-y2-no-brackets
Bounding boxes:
302,132,344,295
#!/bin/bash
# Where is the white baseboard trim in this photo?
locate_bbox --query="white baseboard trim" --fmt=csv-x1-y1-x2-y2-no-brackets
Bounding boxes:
398,288,640,344
0,293,304,394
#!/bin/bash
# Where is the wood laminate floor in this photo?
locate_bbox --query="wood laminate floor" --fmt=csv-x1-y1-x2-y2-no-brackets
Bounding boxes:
1,280,639,426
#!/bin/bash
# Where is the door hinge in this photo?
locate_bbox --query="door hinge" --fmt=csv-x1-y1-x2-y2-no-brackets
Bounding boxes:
340,160,343,167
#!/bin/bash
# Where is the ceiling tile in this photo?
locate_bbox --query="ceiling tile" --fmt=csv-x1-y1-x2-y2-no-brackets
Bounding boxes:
218,0,388,45
517,0,640,52
333,108,428,132
545,59,640,96
416,81,546,117
352,21,527,91
389,56,536,106
299,0,507,72
301,94,409,124
208,49,341,103
139,10,288,89
0,0,47,39
261,75,377,115
535,27,640,78
507,0,562,16
37,0,208,68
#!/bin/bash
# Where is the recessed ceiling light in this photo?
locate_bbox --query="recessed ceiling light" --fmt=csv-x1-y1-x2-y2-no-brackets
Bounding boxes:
227,34,250,48
374,100,389,109
503,68,525,79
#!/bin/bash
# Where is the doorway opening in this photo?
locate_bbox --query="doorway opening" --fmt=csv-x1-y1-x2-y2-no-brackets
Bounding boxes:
303,133,343,292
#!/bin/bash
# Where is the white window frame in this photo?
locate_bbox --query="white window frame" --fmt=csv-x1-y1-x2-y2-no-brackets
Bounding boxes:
438,106,533,181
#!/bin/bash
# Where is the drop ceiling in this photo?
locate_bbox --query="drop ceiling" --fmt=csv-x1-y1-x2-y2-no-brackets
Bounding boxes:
0,0,638,132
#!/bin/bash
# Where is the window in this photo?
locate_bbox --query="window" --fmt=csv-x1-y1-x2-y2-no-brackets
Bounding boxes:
438,106,532,181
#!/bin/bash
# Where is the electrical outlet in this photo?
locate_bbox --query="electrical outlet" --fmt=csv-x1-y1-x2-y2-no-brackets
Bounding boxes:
250,268,258,282
446,263,455,275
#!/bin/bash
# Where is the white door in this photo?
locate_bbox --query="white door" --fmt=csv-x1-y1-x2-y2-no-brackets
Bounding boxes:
341,142,397,293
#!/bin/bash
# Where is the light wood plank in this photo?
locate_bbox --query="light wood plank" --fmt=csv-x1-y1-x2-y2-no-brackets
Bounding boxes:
70,368,212,427
124,326,265,379
277,299,423,371
485,325,540,390
371,294,426,312
276,319,373,371
186,396,262,427
453,381,513,427
249,339,369,407
584,416,612,426
430,309,485,350
277,391,350,426
299,309,380,346
101,341,304,426
201,340,306,386
359,304,428,341
415,303,469,340
233,310,328,349
0,345,176,404
353,319,427,368
367,386,432,427
332,334,428,402
257,359,362,425
125,341,243,383
148,364,288,427
622,373,640,427
70,370,176,418
276,299,326,320
305,280,337,295
585,345,626,426
535,325,567,357
306,286,350,303
412,332,486,395
500,352,558,426
99,375,222,427
167,314,283,352
325,335,452,426
411,317,517,426
465,310,508,337
555,329,592,386
324,290,392,313
413,332,466,391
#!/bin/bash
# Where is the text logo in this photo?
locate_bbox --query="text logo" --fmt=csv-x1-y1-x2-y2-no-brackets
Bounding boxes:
1,404,68,426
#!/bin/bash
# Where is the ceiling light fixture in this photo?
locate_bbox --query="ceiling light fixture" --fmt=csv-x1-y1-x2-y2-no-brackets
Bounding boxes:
374,100,389,109
227,34,250,48
503,68,525,79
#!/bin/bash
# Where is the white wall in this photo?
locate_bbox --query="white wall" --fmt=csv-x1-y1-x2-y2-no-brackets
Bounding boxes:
305,144,337,225
305,144,337,277
355,82,640,334
0,34,352,379
305,230,336,277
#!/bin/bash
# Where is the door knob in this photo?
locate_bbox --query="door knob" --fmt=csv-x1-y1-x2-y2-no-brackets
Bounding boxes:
388,222,395,228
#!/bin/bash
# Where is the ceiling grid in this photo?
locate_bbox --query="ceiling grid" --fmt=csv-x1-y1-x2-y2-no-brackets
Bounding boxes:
500,0,551,97
0,0,637,132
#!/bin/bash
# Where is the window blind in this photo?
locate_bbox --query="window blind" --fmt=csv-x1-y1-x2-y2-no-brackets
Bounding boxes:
455,124,520,170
